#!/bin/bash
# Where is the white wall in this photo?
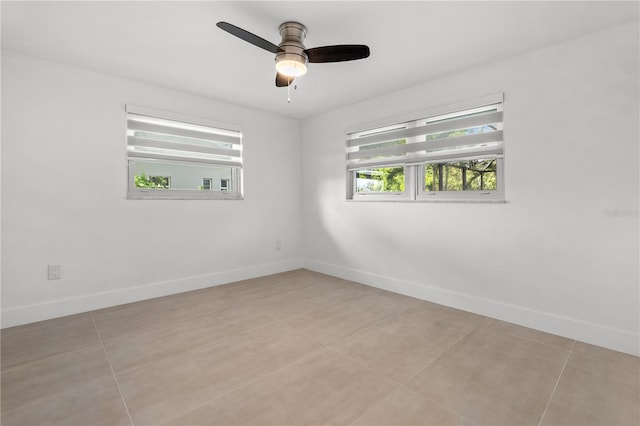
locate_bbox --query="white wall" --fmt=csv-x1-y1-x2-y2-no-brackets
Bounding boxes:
1,51,303,326
301,21,639,355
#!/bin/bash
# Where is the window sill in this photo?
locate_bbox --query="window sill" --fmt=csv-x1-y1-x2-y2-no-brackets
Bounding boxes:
347,197,506,204
127,190,243,200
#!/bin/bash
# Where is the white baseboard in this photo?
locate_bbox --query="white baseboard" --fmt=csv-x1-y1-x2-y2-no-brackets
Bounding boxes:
1,259,304,329
303,258,639,356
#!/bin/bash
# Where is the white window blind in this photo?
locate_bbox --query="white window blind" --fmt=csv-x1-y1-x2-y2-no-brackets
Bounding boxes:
126,108,242,168
346,102,503,171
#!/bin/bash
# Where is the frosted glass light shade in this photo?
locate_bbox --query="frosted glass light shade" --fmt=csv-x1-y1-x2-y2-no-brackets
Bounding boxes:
275,58,307,77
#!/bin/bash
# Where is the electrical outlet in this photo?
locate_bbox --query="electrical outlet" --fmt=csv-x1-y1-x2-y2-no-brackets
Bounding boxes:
48,265,62,280
275,240,282,250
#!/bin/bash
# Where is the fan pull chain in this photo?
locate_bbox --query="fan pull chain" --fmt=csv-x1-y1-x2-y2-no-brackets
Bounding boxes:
286,79,298,104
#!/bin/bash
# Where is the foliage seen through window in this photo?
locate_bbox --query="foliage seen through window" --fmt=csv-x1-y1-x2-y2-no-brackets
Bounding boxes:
135,173,170,189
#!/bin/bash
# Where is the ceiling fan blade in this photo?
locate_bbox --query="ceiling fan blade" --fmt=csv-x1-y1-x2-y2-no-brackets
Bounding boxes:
276,73,295,87
305,45,370,63
216,21,282,54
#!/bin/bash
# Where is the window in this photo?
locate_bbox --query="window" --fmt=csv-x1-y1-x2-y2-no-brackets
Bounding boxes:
126,105,243,199
346,94,504,202
201,178,212,190
220,179,230,191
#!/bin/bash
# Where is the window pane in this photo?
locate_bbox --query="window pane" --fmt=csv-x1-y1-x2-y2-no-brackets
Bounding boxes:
425,158,497,191
355,167,405,193
134,160,234,191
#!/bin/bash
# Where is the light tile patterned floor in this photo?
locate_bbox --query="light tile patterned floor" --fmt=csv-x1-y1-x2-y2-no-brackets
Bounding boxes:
1,269,638,425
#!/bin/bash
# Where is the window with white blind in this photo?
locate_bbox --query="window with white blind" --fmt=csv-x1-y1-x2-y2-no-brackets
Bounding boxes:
346,94,504,202
126,105,243,199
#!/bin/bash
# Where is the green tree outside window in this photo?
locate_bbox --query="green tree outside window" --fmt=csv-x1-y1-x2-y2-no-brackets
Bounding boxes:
135,173,170,189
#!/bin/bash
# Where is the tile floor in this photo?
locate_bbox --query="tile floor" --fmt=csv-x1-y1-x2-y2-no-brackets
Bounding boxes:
1,269,638,426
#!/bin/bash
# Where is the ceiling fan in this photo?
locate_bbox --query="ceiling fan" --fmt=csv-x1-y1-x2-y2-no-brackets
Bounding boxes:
216,21,370,87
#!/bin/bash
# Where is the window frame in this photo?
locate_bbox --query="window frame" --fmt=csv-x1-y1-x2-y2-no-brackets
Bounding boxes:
346,94,505,203
125,105,243,200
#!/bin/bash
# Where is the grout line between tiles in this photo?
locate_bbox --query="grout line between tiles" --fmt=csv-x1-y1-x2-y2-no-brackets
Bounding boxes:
347,382,480,426
387,322,482,424
321,345,421,425
327,305,484,388
537,339,576,426
0,340,101,372
111,317,281,377
346,380,404,426
247,283,379,322
325,320,481,426
324,344,403,384
158,292,398,426
328,303,421,346
91,315,134,426
223,277,319,304
401,320,480,384
92,304,284,377
158,346,328,426
421,394,479,426
248,287,404,345
502,332,575,354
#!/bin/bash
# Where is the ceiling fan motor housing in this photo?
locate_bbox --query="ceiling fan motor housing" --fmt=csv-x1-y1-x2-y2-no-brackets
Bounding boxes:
276,21,308,76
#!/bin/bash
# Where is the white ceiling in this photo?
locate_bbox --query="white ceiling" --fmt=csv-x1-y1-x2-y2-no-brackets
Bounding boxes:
2,1,638,119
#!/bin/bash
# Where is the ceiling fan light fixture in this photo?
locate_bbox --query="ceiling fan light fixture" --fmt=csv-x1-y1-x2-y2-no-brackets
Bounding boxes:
216,21,370,88
275,52,308,77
